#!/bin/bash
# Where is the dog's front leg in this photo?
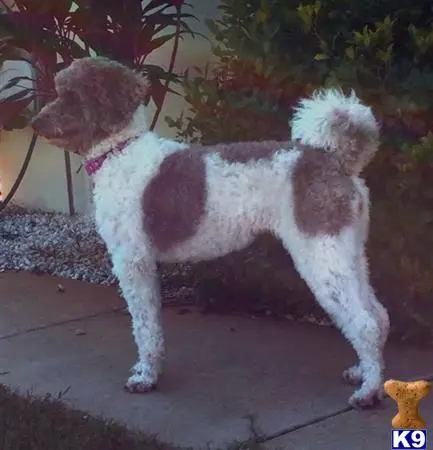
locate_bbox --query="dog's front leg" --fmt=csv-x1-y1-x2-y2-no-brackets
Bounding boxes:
112,255,164,393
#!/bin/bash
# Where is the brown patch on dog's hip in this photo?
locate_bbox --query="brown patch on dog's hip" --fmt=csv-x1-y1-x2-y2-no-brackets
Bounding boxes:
142,149,207,252
292,147,356,236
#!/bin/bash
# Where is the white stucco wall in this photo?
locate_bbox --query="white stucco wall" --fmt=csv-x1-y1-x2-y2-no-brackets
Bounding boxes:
0,128,91,213
0,0,220,214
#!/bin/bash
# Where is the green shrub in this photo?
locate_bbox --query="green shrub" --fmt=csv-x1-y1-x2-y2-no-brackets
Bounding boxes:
165,0,433,346
166,0,433,162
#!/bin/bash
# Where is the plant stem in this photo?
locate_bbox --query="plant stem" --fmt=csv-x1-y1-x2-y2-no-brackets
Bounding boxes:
149,6,182,131
64,150,75,215
0,130,38,214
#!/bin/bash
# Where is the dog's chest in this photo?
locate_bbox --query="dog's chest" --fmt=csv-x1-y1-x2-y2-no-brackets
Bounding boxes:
91,142,171,248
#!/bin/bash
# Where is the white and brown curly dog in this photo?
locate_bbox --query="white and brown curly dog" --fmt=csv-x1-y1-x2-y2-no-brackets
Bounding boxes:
32,56,389,409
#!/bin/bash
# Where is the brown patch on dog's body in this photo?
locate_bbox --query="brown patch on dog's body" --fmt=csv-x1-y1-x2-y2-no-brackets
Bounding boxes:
142,149,207,252
292,147,358,236
142,140,290,252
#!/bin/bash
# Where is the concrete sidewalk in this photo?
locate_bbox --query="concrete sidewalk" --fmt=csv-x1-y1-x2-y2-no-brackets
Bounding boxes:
0,272,432,449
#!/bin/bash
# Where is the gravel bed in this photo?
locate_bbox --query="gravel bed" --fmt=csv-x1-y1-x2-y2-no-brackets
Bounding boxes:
0,204,117,285
0,204,197,306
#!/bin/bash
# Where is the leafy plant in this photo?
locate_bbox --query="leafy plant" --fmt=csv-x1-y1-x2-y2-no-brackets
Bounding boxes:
0,0,197,213
167,0,433,163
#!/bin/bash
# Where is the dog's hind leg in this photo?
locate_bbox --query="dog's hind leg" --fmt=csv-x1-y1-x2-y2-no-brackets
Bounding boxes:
343,251,389,386
279,231,385,409
359,251,390,352
111,254,164,393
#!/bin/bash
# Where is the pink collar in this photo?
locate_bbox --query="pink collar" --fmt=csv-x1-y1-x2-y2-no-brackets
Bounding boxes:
84,136,139,176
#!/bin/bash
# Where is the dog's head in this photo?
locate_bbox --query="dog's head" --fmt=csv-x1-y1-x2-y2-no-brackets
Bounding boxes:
31,57,149,156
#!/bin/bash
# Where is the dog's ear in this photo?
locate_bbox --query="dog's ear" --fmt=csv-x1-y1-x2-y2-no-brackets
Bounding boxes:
108,67,150,108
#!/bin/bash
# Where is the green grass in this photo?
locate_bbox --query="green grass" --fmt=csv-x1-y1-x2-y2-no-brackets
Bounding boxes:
0,384,268,450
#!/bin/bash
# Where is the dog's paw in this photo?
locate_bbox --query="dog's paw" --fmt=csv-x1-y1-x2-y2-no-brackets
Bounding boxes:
343,365,363,386
349,388,383,410
124,374,157,394
124,361,160,394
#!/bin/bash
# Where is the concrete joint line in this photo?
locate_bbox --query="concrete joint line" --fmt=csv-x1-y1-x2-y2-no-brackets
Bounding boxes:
0,307,125,341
